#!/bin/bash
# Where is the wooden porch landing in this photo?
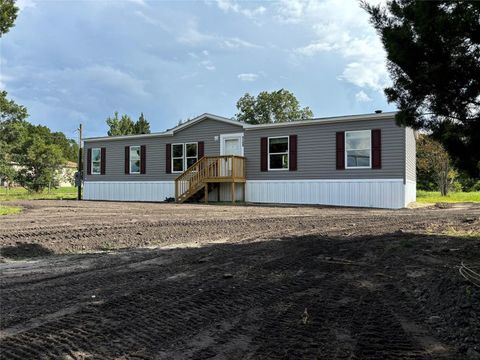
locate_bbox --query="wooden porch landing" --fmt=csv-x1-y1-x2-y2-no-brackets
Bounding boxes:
175,155,246,204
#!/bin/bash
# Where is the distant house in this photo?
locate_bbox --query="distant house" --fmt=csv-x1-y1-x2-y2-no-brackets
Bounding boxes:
1,161,77,188
58,161,77,187
82,111,416,209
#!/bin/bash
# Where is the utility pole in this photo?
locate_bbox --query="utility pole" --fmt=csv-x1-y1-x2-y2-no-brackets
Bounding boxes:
77,123,83,200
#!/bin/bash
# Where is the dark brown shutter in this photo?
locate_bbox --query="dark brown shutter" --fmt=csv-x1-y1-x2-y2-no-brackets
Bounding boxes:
336,131,345,170
140,145,146,174
289,135,297,171
125,146,130,174
260,137,268,172
100,147,106,175
166,144,172,174
87,148,92,175
198,141,204,159
372,129,382,169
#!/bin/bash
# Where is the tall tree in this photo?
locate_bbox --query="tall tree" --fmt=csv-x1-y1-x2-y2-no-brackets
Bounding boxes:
235,89,313,124
0,0,18,37
134,112,151,134
363,1,480,178
0,90,28,123
0,0,28,186
106,112,135,136
14,133,65,192
417,135,457,195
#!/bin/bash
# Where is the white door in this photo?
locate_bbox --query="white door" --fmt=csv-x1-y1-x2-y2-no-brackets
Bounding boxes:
220,133,243,176
220,133,243,156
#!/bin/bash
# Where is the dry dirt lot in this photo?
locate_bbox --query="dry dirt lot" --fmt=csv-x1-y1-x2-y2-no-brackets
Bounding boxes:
0,200,479,359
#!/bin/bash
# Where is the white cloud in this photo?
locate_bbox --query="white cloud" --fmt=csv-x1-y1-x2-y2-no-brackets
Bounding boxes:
177,20,259,50
339,62,388,92
134,10,163,26
0,73,12,89
222,37,261,49
177,20,215,45
200,60,216,71
287,0,390,93
295,42,335,56
237,73,259,82
15,0,36,11
355,90,372,102
212,0,266,18
79,65,149,97
126,0,147,6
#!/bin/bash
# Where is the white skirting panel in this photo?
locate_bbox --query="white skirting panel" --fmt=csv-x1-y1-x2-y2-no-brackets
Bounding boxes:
405,180,416,206
246,179,410,209
84,181,175,202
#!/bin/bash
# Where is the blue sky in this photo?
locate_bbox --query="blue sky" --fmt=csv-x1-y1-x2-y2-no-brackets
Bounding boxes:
1,0,394,138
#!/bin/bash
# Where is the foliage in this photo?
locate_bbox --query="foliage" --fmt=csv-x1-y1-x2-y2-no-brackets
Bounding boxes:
416,135,456,195
106,111,151,136
0,90,28,123
0,205,22,216
417,191,480,204
0,186,77,201
0,120,78,192
0,0,17,36
135,112,151,134
235,89,313,124
106,112,135,136
0,139,16,186
50,133,78,162
14,133,65,192
363,1,480,178
455,173,480,192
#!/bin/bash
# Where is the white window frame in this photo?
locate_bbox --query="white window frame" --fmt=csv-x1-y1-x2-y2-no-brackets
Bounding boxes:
268,136,289,171
171,142,198,173
171,143,185,173
185,142,199,170
129,145,141,174
345,130,372,169
91,148,101,175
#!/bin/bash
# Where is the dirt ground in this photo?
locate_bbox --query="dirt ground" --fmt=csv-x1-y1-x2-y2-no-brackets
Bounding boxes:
0,200,479,359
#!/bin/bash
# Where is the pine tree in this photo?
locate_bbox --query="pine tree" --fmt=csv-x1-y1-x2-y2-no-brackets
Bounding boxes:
135,112,151,134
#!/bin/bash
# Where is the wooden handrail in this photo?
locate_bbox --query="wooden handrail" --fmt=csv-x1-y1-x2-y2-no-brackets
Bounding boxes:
175,155,246,202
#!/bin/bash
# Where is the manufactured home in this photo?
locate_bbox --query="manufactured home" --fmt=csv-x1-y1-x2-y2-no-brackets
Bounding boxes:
83,111,416,209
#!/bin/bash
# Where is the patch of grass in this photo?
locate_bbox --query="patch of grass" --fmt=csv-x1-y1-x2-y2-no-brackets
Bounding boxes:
0,205,22,216
417,190,480,203
443,227,480,239
0,187,78,201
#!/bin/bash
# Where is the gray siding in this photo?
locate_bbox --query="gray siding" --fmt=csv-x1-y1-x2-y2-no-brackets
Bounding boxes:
84,118,243,182
405,127,416,182
244,118,406,180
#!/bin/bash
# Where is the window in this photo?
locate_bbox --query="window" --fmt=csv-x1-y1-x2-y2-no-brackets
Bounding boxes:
345,130,371,168
172,143,198,173
185,143,198,168
172,144,184,172
130,146,141,174
91,148,101,175
268,137,289,170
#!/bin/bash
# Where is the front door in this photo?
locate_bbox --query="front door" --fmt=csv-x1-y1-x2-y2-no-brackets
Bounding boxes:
220,133,244,156
220,133,243,176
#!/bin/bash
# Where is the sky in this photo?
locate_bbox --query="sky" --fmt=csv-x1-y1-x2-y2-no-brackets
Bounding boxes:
1,0,395,139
